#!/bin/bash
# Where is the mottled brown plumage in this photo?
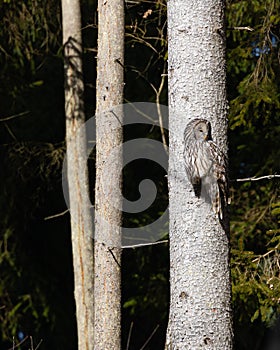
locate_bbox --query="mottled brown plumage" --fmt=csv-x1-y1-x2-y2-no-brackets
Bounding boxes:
183,118,228,220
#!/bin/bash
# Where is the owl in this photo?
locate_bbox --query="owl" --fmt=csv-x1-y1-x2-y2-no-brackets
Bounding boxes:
183,118,228,221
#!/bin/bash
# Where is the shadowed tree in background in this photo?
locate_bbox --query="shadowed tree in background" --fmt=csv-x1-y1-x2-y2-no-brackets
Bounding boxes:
61,0,94,349
166,0,233,348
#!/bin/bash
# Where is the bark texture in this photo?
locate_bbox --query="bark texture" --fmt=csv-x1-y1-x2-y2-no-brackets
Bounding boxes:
94,0,124,348
61,0,94,349
166,0,233,349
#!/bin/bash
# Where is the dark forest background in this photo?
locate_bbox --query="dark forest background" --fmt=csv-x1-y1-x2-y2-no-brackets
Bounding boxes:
0,0,279,349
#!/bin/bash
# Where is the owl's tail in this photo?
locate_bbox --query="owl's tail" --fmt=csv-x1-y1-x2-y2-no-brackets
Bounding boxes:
216,179,228,221
201,176,227,221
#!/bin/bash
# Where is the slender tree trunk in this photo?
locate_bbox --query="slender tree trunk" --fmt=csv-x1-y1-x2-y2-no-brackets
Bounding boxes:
94,0,124,348
166,0,233,349
61,1,94,349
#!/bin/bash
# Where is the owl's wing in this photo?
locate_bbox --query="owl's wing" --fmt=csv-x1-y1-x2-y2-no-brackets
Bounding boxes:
183,144,202,197
206,141,229,220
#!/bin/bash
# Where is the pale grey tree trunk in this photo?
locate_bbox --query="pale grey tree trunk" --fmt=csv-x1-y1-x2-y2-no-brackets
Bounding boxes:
61,1,94,349
166,0,233,349
94,0,124,349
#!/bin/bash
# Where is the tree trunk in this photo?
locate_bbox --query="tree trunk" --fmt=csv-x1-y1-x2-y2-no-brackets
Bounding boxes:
61,1,94,349
166,0,233,349
94,0,124,348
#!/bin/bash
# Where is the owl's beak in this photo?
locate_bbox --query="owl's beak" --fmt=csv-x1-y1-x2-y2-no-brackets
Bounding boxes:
204,134,209,141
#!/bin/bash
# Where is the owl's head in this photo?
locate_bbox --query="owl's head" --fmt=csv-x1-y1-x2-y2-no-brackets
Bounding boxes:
193,119,212,141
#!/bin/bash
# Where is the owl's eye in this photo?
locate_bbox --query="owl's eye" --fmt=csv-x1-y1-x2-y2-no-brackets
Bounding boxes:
198,129,203,132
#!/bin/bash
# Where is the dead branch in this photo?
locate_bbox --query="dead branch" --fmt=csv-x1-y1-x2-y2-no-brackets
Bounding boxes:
234,174,280,182
123,239,168,249
44,209,69,220
156,61,168,154
0,110,30,122
139,324,160,350
252,246,279,263
228,26,254,32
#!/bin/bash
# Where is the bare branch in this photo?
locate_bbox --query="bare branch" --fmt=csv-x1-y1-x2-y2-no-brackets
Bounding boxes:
4,123,17,140
156,61,168,154
234,174,280,182
126,33,159,54
44,209,69,220
123,239,168,249
125,322,134,350
7,336,29,350
34,338,43,350
123,99,159,124
0,110,30,122
139,324,160,350
228,26,254,32
125,0,140,4
252,246,279,263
